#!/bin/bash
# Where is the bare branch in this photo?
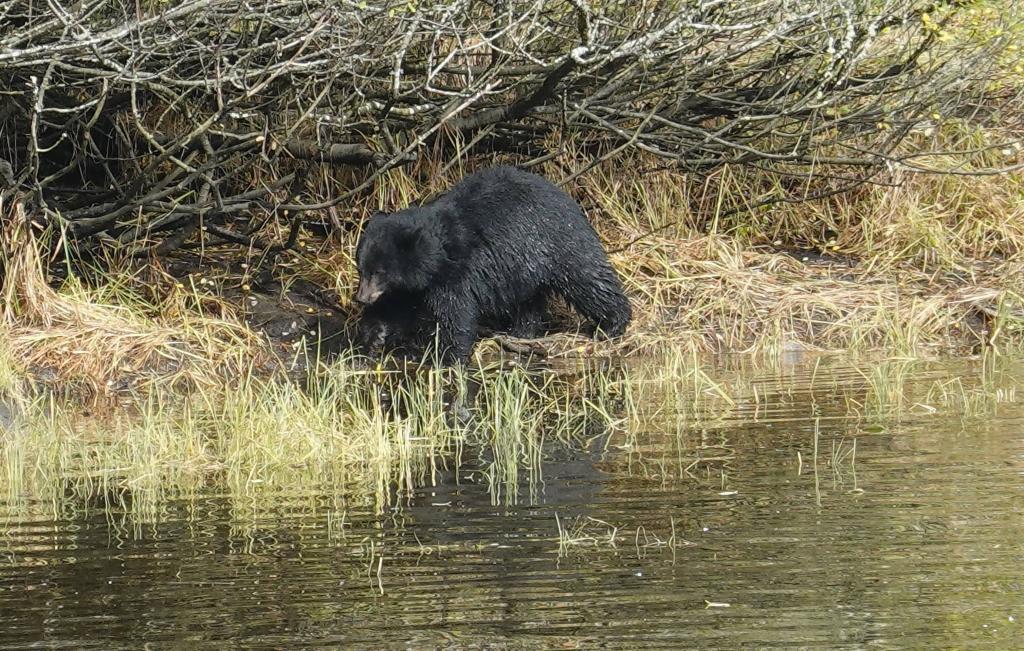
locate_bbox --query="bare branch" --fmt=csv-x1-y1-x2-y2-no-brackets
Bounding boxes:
0,0,1016,255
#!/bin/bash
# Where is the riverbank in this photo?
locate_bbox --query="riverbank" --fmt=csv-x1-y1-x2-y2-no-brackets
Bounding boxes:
2,147,1023,403
1,130,1022,519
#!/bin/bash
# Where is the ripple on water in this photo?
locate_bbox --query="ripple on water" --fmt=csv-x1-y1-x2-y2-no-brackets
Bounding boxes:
1,357,1023,649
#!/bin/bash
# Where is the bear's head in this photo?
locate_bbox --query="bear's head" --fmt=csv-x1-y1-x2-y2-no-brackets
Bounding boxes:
354,213,444,305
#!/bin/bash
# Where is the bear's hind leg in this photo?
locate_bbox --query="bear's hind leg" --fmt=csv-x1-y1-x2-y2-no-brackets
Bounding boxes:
557,264,631,338
506,293,547,338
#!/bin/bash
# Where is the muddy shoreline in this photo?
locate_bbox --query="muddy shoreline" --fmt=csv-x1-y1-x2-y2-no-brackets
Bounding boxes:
11,233,1014,404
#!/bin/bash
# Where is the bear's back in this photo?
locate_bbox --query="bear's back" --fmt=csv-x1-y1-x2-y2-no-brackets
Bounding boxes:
433,166,585,233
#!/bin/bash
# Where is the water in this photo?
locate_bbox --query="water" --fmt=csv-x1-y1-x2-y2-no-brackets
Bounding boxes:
2,356,1022,649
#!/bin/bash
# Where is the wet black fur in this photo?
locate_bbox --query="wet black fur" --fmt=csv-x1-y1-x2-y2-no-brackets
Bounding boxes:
355,166,632,363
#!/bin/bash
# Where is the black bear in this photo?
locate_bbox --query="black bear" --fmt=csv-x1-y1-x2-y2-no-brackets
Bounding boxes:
354,166,631,364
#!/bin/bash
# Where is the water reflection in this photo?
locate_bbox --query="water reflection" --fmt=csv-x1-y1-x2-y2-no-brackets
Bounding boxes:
1,356,1022,649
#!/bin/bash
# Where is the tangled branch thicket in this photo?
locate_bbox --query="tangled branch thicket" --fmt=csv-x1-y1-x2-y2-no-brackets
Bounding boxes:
0,0,1018,257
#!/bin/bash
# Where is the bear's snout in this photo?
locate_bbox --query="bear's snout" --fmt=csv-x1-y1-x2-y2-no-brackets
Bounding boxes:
355,275,384,305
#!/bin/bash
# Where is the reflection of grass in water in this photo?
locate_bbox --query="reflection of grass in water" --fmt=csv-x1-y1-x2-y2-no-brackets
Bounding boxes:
2,346,1021,530
478,369,556,506
587,348,730,430
0,357,609,523
585,346,745,483
853,358,920,422
850,351,1021,425
555,513,690,562
798,417,862,508
0,346,727,524
926,352,1019,416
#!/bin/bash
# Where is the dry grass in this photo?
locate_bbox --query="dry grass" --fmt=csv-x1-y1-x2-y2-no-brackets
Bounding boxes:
589,141,1024,354
0,198,276,403
608,233,1022,356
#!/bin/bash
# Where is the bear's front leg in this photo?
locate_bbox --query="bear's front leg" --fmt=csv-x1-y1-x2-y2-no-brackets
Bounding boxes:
429,292,479,365
436,312,480,365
